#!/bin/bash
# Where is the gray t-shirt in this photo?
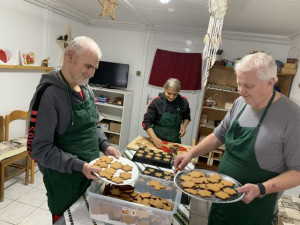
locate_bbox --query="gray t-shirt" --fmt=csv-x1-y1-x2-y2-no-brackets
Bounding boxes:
214,94,300,174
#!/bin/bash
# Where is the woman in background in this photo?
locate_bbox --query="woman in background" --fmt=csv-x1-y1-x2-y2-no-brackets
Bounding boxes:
142,78,191,149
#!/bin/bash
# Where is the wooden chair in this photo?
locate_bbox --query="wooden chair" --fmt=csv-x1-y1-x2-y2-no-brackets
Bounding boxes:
0,110,30,202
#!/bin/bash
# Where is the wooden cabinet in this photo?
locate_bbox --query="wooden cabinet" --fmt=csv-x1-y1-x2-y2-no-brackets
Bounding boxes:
196,65,296,169
91,86,133,150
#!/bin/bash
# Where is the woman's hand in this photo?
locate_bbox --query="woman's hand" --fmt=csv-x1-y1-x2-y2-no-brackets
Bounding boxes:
105,145,121,158
153,137,163,149
179,127,186,138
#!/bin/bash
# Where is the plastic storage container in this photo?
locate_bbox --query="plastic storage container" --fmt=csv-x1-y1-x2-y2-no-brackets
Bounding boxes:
87,174,182,225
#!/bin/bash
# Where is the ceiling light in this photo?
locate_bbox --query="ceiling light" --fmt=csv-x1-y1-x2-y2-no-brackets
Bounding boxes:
160,0,171,4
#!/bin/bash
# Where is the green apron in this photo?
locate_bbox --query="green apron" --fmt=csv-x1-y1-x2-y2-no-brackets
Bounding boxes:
208,90,279,225
153,97,182,143
44,71,99,214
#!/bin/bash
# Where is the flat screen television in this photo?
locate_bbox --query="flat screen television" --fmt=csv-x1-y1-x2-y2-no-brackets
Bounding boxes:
89,61,129,88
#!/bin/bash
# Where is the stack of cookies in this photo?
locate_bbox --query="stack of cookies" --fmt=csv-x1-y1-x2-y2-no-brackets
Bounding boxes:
91,156,133,184
103,184,174,211
179,170,238,200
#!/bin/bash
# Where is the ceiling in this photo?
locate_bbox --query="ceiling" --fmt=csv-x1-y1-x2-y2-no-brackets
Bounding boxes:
47,0,300,37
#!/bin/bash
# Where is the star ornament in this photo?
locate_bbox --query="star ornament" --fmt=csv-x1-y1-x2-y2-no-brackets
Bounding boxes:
98,0,119,20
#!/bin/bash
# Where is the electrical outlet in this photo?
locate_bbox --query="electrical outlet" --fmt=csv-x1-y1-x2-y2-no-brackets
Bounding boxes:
136,71,141,76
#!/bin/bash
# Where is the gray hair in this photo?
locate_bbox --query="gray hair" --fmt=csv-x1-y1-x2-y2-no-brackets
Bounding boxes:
234,52,278,83
64,36,102,59
163,78,181,92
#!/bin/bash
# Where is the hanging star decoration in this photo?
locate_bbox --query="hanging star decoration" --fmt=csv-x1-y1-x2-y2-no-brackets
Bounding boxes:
98,0,119,20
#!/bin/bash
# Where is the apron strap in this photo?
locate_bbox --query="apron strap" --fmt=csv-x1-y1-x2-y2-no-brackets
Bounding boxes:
257,89,276,127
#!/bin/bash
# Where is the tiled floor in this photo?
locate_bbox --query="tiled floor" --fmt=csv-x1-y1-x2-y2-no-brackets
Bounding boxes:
0,168,52,225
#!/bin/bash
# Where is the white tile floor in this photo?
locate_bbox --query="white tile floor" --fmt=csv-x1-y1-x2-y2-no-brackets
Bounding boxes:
0,168,52,225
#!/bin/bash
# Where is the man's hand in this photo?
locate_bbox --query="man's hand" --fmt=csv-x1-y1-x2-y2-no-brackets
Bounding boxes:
105,145,121,158
174,151,192,170
82,162,100,180
237,183,260,204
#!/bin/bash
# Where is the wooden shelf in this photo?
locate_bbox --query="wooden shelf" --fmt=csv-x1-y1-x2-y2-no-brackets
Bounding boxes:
0,65,53,73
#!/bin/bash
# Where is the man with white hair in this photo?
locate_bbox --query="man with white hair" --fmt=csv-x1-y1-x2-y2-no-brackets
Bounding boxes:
175,52,300,225
28,36,120,223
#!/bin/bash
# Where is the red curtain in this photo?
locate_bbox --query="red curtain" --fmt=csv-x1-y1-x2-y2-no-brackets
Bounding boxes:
148,49,202,90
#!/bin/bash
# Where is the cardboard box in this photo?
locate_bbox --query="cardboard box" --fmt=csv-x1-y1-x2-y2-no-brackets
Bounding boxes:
281,67,297,75
283,63,297,69
109,122,121,133
108,134,119,145
99,122,109,131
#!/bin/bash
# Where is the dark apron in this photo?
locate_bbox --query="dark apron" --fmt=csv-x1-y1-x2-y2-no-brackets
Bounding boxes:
208,90,279,225
153,98,182,143
43,70,99,214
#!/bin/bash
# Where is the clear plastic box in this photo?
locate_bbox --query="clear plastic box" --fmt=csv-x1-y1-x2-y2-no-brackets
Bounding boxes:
87,174,182,225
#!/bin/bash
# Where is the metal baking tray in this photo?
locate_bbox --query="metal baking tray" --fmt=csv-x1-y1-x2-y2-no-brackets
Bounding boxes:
174,169,245,203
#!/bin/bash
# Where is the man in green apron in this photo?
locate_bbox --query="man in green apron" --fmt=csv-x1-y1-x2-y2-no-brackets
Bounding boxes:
142,78,191,148
175,52,300,225
28,36,120,223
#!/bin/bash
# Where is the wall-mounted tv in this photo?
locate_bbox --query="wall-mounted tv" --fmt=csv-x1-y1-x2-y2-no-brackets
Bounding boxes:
89,61,129,88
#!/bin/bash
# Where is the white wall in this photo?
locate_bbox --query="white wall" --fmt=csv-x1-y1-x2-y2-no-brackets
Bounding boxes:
1,0,299,143
0,0,88,139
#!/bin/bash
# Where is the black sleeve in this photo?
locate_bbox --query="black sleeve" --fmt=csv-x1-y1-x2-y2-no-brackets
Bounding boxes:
182,98,191,121
142,98,163,130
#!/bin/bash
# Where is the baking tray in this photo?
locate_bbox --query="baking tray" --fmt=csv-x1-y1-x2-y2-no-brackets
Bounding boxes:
132,149,173,169
174,169,245,203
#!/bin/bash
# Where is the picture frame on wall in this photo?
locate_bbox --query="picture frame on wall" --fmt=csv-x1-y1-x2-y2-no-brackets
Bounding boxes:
0,48,17,65
19,50,36,66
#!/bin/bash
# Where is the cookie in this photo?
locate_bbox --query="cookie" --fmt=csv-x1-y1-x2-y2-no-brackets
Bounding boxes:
110,161,123,170
98,171,113,180
197,189,212,197
104,167,116,175
119,172,132,180
180,175,193,181
188,171,205,178
181,181,196,188
206,183,221,192
209,174,222,181
149,180,166,191
184,188,197,195
122,164,133,171
215,191,230,200
223,187,237,195
221,179,235,187
111,176,124,184
99,155,114,164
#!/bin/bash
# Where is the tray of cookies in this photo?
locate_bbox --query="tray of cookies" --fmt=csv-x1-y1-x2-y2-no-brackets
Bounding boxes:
89,156,139,185
132,148,173,169
174,169,245,203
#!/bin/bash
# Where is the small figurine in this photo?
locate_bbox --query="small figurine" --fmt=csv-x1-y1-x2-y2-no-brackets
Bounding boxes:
42,57,50,67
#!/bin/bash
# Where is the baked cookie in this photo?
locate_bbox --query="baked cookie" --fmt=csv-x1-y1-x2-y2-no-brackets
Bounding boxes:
184,188,197,195
111,176,124,184
198,189,212,197
122,164,133,171
206,183,221,192
189,171,205,178
223,187,237,195
215,191,230,200
110,161,123,170
119,172,132,180
181,181,196,189
221,179,235,187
